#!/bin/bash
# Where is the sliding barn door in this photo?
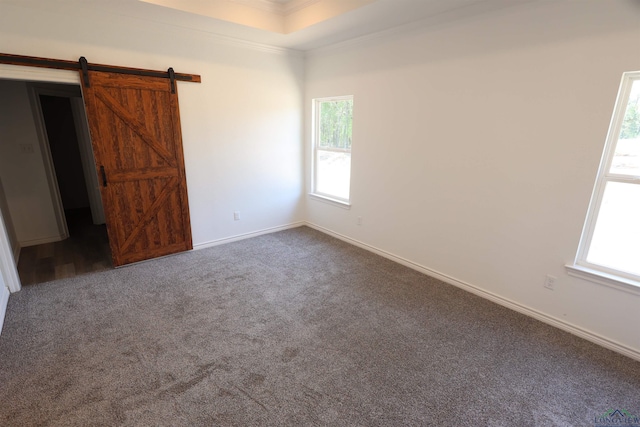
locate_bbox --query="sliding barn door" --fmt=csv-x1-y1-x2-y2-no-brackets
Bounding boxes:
81,71,192,266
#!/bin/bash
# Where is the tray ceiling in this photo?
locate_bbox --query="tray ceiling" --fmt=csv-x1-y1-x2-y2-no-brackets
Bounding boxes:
139,0,375,34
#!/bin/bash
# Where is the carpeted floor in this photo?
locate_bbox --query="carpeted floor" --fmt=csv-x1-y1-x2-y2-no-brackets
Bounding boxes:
0,226,638,426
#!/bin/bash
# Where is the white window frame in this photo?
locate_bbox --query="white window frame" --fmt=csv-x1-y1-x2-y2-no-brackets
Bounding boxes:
568,71,640,293
310,95,353,207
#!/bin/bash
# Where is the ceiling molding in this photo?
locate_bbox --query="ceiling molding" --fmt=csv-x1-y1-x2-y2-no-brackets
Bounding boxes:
306,0,540,56
305,17,417,57
282,0,322,16
139,0,373,35
105,3,305,57
226,0,283,15
224,0,321,16
132,0,539,52
202,31,304,56
155,20,304,56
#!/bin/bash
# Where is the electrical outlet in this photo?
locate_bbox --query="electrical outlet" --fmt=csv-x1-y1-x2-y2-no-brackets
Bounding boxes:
233,211,240,221
357,216,363,226
544,275,556,290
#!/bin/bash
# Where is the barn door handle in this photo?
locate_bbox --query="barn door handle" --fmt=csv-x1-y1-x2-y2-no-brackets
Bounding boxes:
100,166,107,187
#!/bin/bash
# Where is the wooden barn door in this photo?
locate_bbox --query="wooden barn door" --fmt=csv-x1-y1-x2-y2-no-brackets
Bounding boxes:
81,71,192,266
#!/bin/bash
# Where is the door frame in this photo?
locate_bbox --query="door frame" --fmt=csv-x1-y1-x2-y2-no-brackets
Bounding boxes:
0,210,20,293
70,97,105,225
27,84,73,241
0,64,82,293
29,83,105,227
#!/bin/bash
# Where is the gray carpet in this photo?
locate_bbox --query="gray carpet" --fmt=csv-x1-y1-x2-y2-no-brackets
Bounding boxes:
0,226,638,426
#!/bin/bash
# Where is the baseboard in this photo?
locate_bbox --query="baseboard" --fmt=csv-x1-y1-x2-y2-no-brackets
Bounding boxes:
0,285,9,337
20,234,66,248
305,222,640,362
193,221,306,251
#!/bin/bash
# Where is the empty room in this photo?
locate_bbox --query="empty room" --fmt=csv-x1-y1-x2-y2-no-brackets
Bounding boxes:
0,0,639,425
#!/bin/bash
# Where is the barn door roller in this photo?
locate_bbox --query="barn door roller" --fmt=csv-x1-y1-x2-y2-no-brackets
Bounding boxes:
168,67,176,94
80,56,90,87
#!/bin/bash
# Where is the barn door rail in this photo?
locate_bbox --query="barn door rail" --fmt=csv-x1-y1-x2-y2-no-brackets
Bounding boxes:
0,53,201,85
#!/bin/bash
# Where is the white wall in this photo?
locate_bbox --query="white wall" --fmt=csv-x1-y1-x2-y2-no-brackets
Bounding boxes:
0,80,63,246
0,0,305,249
1,0,637,360
305,1,640,355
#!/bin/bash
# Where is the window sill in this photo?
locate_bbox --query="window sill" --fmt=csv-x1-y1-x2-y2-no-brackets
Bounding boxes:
565,264,640,296
309,193,351,209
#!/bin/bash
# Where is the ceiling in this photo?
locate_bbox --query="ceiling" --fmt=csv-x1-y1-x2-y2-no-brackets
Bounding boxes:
13,0,539,52
127,0,539,51
137,0,377,35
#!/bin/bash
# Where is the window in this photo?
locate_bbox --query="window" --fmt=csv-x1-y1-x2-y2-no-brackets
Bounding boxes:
571,71,640,288
311,96,353,205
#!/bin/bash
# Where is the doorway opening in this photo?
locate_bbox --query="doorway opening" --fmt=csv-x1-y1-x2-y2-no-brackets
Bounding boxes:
0,59,197,292
0,80,113,285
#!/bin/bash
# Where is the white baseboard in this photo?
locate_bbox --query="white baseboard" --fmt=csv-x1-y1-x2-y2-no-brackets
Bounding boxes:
193,221,306,251
20,234,66,247
305,222,640,362
0,285,9,337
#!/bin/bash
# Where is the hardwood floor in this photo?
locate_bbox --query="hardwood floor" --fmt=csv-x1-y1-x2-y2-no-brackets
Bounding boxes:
17,208,112,285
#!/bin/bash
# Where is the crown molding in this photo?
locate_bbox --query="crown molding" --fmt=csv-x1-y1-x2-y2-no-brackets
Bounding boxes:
226,0,321,16
119,7,305,56
202,31,304,56
306,0,539,57
164,22,304,56
227,0,283,14
282,0,322,16
305,16,421,57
